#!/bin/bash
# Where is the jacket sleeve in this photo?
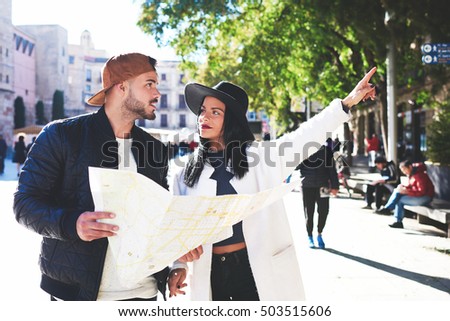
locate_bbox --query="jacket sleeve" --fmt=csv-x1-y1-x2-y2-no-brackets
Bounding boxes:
406,173,431,197
254,99,351,182
383,162,398,184
160,144,170,190
13,124,81,241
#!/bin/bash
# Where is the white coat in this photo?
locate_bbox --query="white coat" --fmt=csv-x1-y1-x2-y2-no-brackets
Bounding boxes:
172,99,351,300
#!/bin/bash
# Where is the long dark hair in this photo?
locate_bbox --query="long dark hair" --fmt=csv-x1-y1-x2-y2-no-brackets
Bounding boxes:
183,103,255,187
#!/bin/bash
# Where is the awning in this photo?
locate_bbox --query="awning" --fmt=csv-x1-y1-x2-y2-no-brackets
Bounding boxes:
13,125,44,136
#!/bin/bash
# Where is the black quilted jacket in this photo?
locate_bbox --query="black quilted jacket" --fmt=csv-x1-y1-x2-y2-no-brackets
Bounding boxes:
297,145,339,189
13,107,169,300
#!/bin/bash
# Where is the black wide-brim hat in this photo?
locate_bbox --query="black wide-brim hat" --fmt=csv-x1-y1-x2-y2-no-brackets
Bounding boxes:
184,81,249,123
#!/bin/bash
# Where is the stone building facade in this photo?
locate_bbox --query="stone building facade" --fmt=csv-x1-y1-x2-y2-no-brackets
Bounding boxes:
18,24,68,121
13,26,36,126
0,0,14,146
68,30,108,116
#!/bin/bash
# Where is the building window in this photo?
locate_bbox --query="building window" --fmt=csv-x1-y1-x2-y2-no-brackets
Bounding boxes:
86,69,92,82
28,43,34,56
22,39,29,54
160,94,168,108
0,73,2,82
15,35,22,50
179,95,186,109
161,73,166,81
179,114,186,127
5,75,9,84
161,114,168,128
86,85,91,93
179,74,184,84
247,111,256,121
62,47,65,56
69,55,75,64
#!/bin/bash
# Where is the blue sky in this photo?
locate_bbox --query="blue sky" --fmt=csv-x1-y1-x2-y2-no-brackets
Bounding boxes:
12,0,179,60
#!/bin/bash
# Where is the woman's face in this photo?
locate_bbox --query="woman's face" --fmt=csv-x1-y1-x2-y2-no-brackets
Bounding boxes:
198,96,226,149
400,165,412,176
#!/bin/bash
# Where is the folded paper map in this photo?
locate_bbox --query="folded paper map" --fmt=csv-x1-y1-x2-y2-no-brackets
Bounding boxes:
89,167,299,285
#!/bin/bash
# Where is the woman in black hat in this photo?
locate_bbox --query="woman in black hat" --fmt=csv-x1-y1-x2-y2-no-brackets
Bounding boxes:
169,68,377,301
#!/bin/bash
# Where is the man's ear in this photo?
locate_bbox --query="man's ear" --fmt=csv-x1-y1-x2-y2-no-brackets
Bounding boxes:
113,82,129,100
117,82,126,93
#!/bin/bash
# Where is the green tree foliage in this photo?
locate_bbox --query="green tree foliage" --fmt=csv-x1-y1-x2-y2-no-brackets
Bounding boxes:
14,96,26,129
426,99,450,164
35,100,47,125
52,90,65,121
137,0,449,134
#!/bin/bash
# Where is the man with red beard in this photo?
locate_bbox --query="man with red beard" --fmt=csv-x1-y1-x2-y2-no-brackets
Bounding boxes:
13,53,199,301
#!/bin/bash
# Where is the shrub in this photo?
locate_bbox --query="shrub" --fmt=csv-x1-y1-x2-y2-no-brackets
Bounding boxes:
426,99,450,165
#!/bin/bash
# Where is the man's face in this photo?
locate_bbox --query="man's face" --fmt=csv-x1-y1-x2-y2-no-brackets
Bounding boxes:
123,71,160,120
376,162,384,171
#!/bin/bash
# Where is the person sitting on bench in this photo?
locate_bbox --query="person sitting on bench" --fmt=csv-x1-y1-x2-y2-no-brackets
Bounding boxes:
377,160,435,229
362,156,398,211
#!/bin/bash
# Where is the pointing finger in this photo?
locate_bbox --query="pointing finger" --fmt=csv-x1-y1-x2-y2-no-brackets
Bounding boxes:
361,67,377,84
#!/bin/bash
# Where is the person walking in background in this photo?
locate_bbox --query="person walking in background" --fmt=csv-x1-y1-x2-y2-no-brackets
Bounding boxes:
362,156,398,211
13,53,198,301
342,133,354,166
12,135,27,176
179,140,190,156
0,134,7,174
333,135,341,153
188,139,198,153
297,141,339,249
365,133,380,171
168,67,377,301
26,136,36,155
377,160,435,229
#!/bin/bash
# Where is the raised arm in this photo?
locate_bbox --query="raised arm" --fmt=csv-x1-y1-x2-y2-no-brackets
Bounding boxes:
257,67,378,182
342,67,377,108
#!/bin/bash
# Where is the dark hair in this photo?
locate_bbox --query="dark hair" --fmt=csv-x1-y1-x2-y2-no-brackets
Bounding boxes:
183,100,255,187
374,156,387,164
400,160,412,168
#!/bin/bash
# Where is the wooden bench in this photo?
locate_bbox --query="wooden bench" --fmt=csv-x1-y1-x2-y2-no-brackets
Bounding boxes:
345,173,384,196
346,173,395,198
404,199,450,238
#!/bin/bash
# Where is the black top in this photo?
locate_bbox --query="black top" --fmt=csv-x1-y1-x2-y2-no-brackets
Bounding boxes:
207,150,245,247
380,161,399,185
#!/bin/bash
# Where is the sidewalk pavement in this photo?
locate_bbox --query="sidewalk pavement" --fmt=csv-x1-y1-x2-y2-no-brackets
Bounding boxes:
0,156,20,181
287,190,450,300
1,157,449,303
